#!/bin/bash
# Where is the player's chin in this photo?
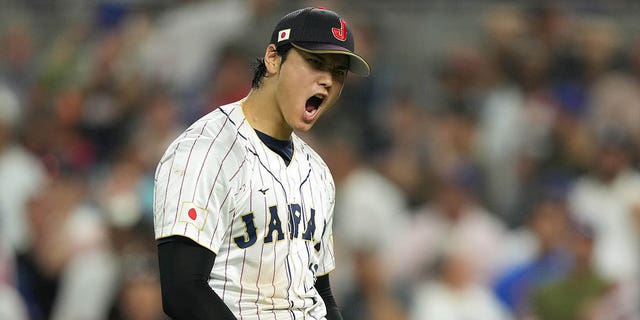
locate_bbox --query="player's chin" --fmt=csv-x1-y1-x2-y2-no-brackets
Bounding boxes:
293,120,316,132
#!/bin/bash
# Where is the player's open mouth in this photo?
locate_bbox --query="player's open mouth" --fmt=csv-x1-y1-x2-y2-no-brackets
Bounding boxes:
304,94,325,119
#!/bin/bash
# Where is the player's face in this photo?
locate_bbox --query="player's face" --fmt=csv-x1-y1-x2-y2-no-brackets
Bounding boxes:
275,48,348,132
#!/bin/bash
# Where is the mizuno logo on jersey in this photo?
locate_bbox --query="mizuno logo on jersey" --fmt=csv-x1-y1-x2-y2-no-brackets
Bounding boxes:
233,204,317,249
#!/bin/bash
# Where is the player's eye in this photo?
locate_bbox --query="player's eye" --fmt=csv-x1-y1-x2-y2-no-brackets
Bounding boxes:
334,68,348,77
306,57,323,69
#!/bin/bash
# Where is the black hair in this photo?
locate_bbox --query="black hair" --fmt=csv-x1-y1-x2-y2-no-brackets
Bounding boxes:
251,44,292,88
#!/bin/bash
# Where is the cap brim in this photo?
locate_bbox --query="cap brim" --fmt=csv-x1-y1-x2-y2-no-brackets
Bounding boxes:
291,42,370,77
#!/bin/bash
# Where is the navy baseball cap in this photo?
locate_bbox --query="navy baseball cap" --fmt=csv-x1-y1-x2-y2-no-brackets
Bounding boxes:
270,7,371,77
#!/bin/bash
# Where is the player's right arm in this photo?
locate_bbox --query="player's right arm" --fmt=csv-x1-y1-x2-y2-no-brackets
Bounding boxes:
153,113,241,319
157,236,236,320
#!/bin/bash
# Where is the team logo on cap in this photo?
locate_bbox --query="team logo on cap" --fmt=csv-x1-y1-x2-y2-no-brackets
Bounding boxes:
332,19,347,41
278,28,291,42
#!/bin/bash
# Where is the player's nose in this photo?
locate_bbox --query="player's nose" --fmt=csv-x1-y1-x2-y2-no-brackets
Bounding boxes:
317,71,333,88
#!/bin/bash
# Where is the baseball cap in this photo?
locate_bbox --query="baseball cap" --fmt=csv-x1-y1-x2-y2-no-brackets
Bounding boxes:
270,7,371,77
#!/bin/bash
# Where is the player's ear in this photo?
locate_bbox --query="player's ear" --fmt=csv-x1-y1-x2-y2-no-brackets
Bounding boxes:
264,44,281,75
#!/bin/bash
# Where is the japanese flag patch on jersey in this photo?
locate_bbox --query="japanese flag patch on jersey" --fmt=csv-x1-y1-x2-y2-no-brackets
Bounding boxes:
179,202,208,230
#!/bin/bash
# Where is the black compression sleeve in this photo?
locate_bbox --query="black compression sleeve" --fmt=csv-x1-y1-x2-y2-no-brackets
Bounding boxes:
157,236,237,320
315,275,343,320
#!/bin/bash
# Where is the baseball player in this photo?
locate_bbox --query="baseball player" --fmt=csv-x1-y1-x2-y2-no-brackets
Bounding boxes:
153,7,370,320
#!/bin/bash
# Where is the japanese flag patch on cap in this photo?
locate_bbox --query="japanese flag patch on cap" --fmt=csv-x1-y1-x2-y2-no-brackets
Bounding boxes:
277,28,291,42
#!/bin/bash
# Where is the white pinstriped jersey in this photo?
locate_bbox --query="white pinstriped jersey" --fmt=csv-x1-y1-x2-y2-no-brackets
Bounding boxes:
153,101,336,320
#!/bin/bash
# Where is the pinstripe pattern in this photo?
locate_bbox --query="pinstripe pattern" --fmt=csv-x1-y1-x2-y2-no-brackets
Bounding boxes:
153,101,336,320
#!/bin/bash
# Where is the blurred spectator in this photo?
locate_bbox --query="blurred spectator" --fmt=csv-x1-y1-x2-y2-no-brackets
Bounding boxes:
0,283,29,320
199,44,253,115
409,247,512,320
0,17,36,98
398,166,508,286
493,196,572,317
315,122,409,320
17,174,118,320
474,72,527,222
567,128,640,318
94,154,146,230
127,91,185,220
379,94,434,207
109,249,166,320
531,221,613,320
0,83,46,254
37,22,91,96
341,251,408,320
573,16,623,84
138,0,251,92
137,0,280,118
568,129,640,282
588,73,640,154
113,273,166,320
0,239,28,320
129,92,185,173
137,0,273,93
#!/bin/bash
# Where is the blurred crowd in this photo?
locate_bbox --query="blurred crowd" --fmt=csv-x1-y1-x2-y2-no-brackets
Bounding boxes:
1,0,640,319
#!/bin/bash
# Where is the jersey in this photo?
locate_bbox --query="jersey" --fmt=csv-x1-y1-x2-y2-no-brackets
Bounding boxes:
153,101,337,320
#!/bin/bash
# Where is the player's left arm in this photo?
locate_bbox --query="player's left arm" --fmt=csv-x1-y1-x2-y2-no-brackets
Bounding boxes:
315,274,343,320
315,172,342,320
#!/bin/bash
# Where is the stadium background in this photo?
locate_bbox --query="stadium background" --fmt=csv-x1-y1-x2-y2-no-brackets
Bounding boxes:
1,0,640,319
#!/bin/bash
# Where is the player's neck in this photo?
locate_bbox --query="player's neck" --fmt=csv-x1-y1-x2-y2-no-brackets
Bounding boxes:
242,89,292,140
